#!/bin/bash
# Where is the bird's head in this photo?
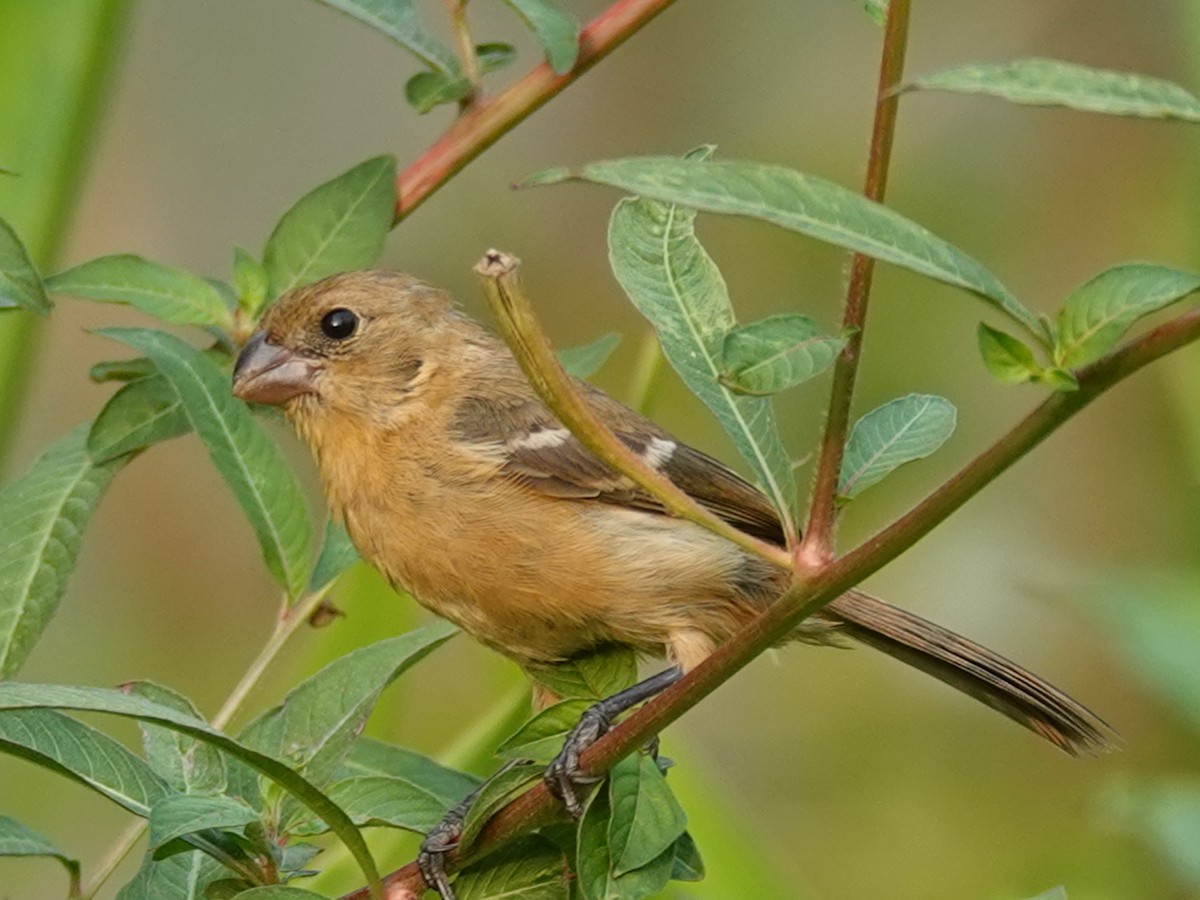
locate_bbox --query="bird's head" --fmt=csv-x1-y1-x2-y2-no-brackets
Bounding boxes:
232,270,474,423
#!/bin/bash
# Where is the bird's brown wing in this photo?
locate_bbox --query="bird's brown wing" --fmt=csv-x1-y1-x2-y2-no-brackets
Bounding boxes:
451,386,787,546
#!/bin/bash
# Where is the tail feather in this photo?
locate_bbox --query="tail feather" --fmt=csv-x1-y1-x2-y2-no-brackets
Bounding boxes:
824,590,1112,754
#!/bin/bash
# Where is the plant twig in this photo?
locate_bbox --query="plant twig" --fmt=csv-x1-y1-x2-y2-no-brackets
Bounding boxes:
474,250,791,569
395,0,680,222
801,0,911,563
444,0,483,109
351,305,1200,897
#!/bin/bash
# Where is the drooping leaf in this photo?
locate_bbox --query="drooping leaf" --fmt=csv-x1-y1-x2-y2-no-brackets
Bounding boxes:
291,774,450,835
455,835,569,900
262,155,397,298
606,183,798,531
116,850,224,900
719,314,843,395
495,700,592,763
124,681,226,795
0,815,80,893
558,332,621,379
341,738,481,808
669,831,705,881
838,394,956,500
525,645,638,701
311,0,459,74
46,254,234,329
0,213,49,313
0,426,128,676
1054,263,1200,368
242,623,457,790
608,753,687,875
906,59,1200,123
0,708,171,816
0,683,383,892
308,519,361,593
147,794,259,852
976,322,1040,384
404,44,517,113
88,374,191,463
100,328,314,599
530,156,1042,342
233,247,269,318
575,769,675,900
500,0,579,74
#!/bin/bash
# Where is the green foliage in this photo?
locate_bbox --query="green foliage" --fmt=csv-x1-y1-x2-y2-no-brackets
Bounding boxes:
838,394,957,500
147,794,259,852
719,314,844,395
406,44,518,113
454,835,570,899
499,0,579,74
495,700,593,763
311,0,459,75
525,645,638,701
558,332,622,379
0,213,49,313
0,816,80,896
88,373,192,463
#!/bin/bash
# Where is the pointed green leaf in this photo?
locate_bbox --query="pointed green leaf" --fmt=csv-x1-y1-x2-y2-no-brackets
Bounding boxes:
838,394,957,499
608,754,687,875
46,254,234,329
308,519,360,592
0,683,383,892
100,328,314,598
311,0,459,74
576,769,675,900
976,322,1040,384
525,645,637,701
0,816,80,895
533,156,1042,342
88,374,191,463
907,59,1200,123
0,426,128,676
233,247,269,318
0,214,48,313
607,190,798,531
501,0,579,74
116,851,223,900
857,0,888,25
455,835,569,900
148,795,259,851
262,156,397,298
341,738,480,807
90,356,157,383
403,44,516,113
719,314,843,395
292,774,450,835
1054,263,1200,368
557,332,621,379
244,624,457,789
669,831,704,882
125,681,226,794
0,708,170,815
495,700,592,763
460,762,543,848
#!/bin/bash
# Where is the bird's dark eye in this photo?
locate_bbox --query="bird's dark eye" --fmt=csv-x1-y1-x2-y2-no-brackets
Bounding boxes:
320,308,358,340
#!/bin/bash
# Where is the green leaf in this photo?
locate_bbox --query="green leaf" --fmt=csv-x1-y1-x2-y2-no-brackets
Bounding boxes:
125,681,226,794
0,426,128,676
669,831,704,881
100,328,314,598
906,58,1200,123
607,188,798,531
0,213,49,313
232,887,332,899
576,771,675,900
292,774,450,835
341,738,480,807
88,374,191,463
460,762,543,848
0,682,383,892
46,254,234,329
262,155,397,298
455,835,569,900
976,322,1040,384
244,624,457,790
117,851,223,900
525,645,638,701
403,44,517,113
533,156,1042,342
558,332,621,379
311,0,459,74
0,708,170,815
608,754,687,875
1054,263,1200,368
857,0,888,25
838,394,957,500
308,519,360,592
0,815,80,893
719,314,843,395
90,356,157,383
495,700,592,763
148,795,259,852
233,247,269,318
500,0,579,74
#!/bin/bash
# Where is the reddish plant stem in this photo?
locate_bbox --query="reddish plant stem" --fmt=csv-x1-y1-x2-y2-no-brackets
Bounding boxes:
801,0,911,561
395,0,680,223
344,307,1200,900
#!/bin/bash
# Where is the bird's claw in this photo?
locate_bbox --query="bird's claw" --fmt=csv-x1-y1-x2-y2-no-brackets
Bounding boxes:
418,807,466,900
544,707,610,817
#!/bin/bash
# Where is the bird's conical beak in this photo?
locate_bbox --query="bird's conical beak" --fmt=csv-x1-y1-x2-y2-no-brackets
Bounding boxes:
232,333,316,405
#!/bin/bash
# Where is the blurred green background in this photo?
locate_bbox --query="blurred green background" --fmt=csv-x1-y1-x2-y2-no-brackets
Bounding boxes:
3,1,1200,898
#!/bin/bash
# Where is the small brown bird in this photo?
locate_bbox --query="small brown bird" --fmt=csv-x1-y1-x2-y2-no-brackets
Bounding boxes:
231,269,1106,876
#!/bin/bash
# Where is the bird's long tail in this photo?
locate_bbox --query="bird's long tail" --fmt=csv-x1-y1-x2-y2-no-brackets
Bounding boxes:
824,590,1111,754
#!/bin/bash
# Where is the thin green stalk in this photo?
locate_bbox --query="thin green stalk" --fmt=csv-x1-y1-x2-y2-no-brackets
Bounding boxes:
626,329,665,413
444,0,483,108
802,0,911,559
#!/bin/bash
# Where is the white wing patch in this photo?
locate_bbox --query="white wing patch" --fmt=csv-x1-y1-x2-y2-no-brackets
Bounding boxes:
643,437,677,468
508,427,572,451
